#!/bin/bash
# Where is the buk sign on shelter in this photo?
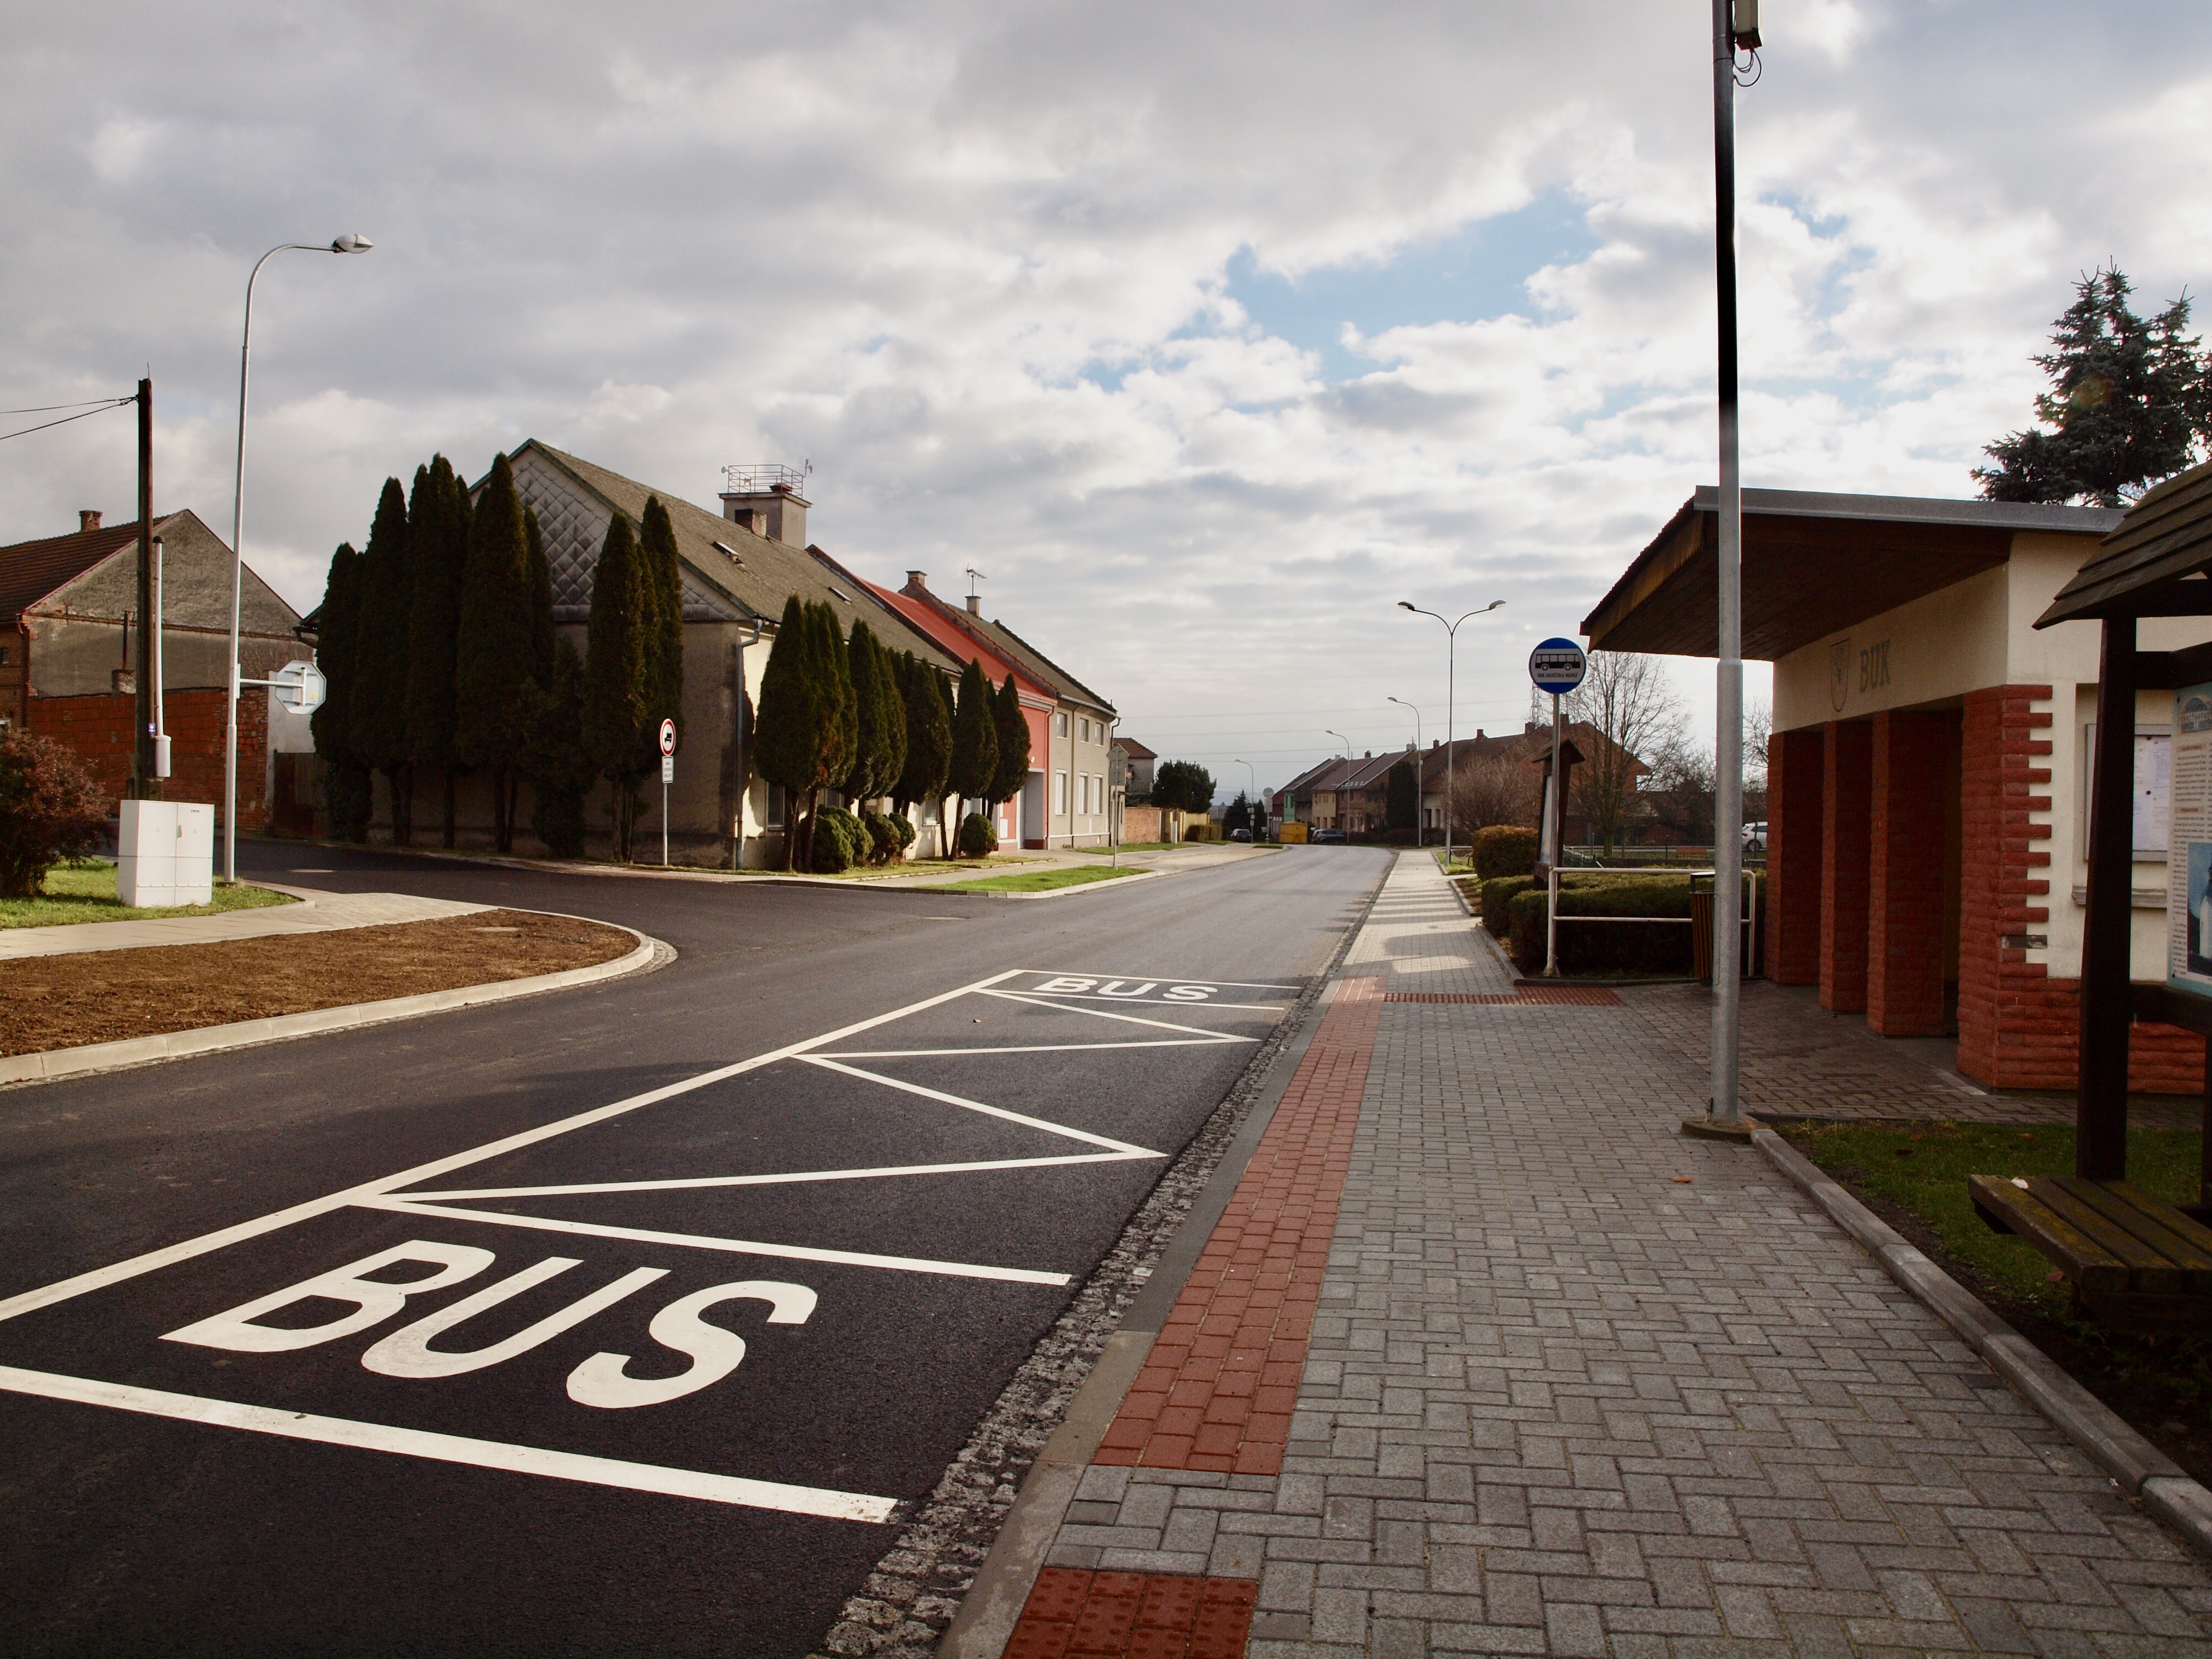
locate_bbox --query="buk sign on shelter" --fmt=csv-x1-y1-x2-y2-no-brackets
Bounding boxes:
2168,684,2212,993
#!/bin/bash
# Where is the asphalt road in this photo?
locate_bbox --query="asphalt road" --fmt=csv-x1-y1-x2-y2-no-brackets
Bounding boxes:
0,842,1387,1658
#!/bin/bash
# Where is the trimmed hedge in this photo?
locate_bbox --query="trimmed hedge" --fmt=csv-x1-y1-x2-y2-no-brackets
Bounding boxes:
861,811,902,865
885,812,917,855
958,811,998,857
1480,874,1536,937
1494,873,1764,977
811,807,864,872
1471,825,1538,880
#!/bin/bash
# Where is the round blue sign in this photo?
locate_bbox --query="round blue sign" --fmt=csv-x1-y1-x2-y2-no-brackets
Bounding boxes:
1528,637,1588,696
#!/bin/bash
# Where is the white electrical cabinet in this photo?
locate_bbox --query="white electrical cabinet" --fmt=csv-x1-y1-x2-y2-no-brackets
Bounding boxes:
118,800,215,907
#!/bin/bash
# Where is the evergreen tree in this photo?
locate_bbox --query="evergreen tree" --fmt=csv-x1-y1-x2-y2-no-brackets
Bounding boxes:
754,596,840,871
524,637,593,858
947,659,999,827
1385,760,1417,832
309,540,373,841
840,620,900,804
404,455,469,845
990,672,1031,805
1224,792,1253,834
1974,265,2212,506
1153,759,1215,814
871,631,906,806
799,602,854,868
583,512,651,860
525,507,555,684
639,495,685,753
454,453,537,851
893,652,952,851
354,476,414,843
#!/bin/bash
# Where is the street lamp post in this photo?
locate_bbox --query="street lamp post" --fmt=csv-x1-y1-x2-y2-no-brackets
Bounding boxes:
1323,729,1351,836
1397,600,1505,872
224,233,373,884
1233,758,1256,835
1387,696,1423,847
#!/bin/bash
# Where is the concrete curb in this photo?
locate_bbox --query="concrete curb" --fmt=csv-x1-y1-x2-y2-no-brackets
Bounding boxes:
1751,1126,2212,1559
0,920,670,1088
935,865,1389,1659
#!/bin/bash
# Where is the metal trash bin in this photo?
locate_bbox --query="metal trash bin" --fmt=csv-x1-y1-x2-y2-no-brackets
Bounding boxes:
1691,888,1714,984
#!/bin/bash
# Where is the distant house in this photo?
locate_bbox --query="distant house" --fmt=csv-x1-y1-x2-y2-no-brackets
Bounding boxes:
1112,736,1156,800
1,508,305,831
1274,724,1646,841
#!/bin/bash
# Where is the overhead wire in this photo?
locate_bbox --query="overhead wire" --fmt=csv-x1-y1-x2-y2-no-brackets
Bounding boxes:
0,398,135,443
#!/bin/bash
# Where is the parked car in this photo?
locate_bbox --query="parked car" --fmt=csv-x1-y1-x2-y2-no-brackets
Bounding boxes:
1312,827,1348,844
1742,820,1768,855
1230,827,1253,843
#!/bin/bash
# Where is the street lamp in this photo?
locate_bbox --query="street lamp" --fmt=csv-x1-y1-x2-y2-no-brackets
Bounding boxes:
1387,696,1423,847
1232,757,1256,836
1397,599,1504,872
1323,729,1351,836
223,234,374,883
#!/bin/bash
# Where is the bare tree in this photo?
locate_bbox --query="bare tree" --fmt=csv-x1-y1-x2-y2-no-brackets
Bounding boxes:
1564,652,1685,854
1449,752,1540,843
1743,696,1771,795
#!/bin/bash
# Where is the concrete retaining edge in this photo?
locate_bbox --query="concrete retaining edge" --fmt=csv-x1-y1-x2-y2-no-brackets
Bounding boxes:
0,923,670,1088
1751,1126,2212,1559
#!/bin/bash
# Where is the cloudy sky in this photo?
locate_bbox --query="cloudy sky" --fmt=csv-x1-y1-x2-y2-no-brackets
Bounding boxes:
8,1,2212,797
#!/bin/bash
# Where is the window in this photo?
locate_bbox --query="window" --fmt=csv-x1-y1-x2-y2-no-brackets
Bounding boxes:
1055,771,1069,814
1055,712,1069,738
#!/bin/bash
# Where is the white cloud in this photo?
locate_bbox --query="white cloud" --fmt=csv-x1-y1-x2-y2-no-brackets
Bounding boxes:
4,0,2210,788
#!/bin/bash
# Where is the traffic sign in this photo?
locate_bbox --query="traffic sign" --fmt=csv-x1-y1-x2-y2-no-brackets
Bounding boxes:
662,755,674,785
1528,639,1587,696
270,659,326,715
659,719,676,756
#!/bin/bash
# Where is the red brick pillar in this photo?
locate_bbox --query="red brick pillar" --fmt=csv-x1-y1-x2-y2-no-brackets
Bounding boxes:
1820,720,1873,1013
1868,711,1948,1035
1956,686,2062,1087
1764,726,1824,984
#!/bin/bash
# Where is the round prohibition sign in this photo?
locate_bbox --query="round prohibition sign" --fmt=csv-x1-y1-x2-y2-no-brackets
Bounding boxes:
659,719,676,757
1528,637,1587,696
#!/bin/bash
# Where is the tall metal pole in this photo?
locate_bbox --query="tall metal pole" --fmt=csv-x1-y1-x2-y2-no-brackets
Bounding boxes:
1388,698,1421,845
133,379,156,800
1709,0,1746,1121
1544,687,1565,975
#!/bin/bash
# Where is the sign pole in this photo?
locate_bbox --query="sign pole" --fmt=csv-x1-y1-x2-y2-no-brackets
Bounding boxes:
1709,0,1746,1125
659,718,676,870
1545,687,1564,977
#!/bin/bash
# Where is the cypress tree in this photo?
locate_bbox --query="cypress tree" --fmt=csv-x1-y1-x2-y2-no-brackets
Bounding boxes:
404,455,467,845
894,652,952,852
800,601,854,869
753,596,819,871
639,496,685,755
454,453,536,851
524,637,593,858
525,507,555,685
354,476,413,843
310,540,373,841
840,620,895,803
947,658,998,821
873,631,906,806
990,672,1031,806
583,512,650,860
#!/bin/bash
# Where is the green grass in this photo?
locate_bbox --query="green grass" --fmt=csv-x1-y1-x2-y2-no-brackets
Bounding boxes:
937,864,1143,894
1782,1119,2204,1316
0,862,298,928
1072,841,1180,854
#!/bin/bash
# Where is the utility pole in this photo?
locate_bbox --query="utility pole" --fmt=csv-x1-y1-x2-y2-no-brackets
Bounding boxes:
132,378,159,800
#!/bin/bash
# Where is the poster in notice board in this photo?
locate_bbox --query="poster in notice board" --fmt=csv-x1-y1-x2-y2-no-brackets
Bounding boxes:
2167,684,2212,996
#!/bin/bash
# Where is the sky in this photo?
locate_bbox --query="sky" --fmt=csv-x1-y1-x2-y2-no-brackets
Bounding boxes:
8,1,2212,801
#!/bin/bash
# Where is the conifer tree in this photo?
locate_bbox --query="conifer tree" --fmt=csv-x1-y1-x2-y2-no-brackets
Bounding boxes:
454,453,537,851
840,621,890,803
583,512,651,860
801,602,855,867
405,455,469,845
872,631,906,804
947,658,999,830
310,541,373,840
893,652,952,852
354,476,414,842
990,672,1031,806
1975,265,2212,506
754,596,821,871
524,637,593,857
525,507,555,684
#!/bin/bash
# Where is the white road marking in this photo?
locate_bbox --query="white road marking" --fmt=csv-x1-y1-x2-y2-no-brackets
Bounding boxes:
0,1364,898,1522
400,1151,1152,1201
976,989,1267,1042
819,1040,1234,1057
1009,991,1290,1011
1014,972,1300,990
796,1057,1160,1155
358,1198,1075,1286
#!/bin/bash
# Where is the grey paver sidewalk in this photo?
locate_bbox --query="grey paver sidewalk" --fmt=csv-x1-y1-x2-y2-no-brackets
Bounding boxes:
1261,852,2212,1656
0,887,490,960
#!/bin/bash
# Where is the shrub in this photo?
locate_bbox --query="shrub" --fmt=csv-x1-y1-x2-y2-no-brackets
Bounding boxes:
1497,873,1762,977
1480,874,1536,937
958,811,998,857
1471,825,1538,881
1183,822,1217,842
0,732,109,897
862,811,901,865
810,807,862,872
887,812,916,852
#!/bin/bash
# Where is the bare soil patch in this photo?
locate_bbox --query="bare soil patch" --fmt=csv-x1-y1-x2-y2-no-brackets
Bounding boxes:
0,909,636,1059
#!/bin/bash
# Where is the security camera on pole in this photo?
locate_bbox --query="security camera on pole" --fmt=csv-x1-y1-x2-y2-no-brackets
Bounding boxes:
1528,637,1587,978
659,718,676,868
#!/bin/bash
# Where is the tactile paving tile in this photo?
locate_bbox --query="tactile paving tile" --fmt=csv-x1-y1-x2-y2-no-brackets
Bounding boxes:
1005,1570,1254,1659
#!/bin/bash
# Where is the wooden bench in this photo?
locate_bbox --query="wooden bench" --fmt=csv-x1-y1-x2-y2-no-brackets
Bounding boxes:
1969,1174,2212,1333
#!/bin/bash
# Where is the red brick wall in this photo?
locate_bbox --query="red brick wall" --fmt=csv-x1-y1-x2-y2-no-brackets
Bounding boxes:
1765,725,1823,985
27,687,267,832
1869,711,1949,1036
1820,720,1873,1013
1951,684,2201,1093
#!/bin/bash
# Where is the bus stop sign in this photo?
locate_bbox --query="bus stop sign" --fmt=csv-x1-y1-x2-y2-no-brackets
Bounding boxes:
1529,639,1587,696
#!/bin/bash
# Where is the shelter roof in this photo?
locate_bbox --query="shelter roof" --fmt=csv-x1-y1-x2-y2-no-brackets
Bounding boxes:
2039,459,2212,625
1583,486,2121,660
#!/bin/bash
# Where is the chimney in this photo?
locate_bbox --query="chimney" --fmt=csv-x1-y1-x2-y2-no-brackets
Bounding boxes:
718,464,809,546
906,570,928,591
79,510,102,534
966,595,981,615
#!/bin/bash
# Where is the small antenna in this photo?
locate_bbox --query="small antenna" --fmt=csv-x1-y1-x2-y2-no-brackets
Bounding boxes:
964,566,986,597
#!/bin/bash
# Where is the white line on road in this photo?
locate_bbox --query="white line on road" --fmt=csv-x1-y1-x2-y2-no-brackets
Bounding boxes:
817,1040,1232,1057
1008,992,1290,1010
976,989,1268,1042
357,1198,1075,1285
1013,972,1301,990
400,1150,1153,1201
797,1057,1160,1155
0,1364,899,1522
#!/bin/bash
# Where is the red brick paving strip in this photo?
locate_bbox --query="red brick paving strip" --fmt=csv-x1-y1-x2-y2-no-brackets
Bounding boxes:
1093,975,1383,1477
1383,986,1621,1005
1003,1569,1256,1659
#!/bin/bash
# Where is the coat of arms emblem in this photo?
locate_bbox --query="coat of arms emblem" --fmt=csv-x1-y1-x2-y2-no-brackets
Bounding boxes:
1830,639,1852,712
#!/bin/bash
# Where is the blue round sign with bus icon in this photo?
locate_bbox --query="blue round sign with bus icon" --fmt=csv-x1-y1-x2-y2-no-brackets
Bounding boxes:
1528,637,1587,696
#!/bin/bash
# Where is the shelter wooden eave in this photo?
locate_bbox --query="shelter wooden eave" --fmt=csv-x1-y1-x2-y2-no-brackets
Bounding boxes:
1583,488,2119,660
2037,460,2212,625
